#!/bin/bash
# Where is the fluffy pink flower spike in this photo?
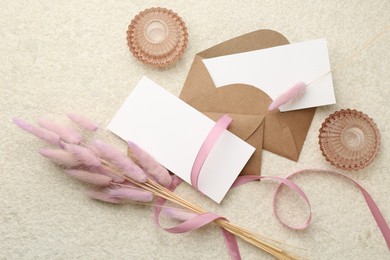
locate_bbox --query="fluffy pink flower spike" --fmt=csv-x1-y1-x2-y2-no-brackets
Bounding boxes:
64,169,112,186
92,139,147,183
268,81,307,111
87,190,121,204
63,143,101,167
67,112,98,132
38,148,80,167
107,187,153,202
128,141,172,187
38,118,82,144
13,118,60,146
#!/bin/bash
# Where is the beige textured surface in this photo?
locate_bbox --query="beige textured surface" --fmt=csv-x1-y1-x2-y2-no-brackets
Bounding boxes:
1,1,389,259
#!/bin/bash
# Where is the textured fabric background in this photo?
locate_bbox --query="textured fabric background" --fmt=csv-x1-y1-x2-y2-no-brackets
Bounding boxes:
1,1,389,259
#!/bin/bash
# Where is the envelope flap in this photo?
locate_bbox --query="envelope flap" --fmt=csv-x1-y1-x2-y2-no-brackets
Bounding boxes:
260,107,315,161
263,113,299,160
188,83,271,113
186,82,315,161
186,84,271,141
180,55,217,103
180,30,290,103
198,29,289,58
204,112,264,141
278,108,315,158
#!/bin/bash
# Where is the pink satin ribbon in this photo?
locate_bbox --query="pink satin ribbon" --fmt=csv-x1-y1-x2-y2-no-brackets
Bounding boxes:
154,114,390,259
190,114,233,190
154,175,241,260
232,175,312,230
234,170,390,245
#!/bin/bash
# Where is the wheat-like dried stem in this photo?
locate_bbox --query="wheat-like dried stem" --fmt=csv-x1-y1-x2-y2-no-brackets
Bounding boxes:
102,161,301,260
151,180,300,259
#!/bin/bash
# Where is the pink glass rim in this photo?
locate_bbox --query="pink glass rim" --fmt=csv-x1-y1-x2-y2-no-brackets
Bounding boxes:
318,109,381,171
126,7,188,67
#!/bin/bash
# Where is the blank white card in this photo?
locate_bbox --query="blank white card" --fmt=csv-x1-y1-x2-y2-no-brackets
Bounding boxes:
108,76,255,203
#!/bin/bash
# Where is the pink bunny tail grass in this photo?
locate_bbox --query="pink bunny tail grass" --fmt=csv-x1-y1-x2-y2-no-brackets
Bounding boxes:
90,139,120,160
67,112,98,132
95,166,126,183
39,148,80,167
128,141,172,187
38,118,82,144
268,81,307,111
107,187,153,202
162,207,199,221
92,139,147,183
87,190,121,204
63,143,101,167
64,169,112,186
13,118,61,146
86,143,102,158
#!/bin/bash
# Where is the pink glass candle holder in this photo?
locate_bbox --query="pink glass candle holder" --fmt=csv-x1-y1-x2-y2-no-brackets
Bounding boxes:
319,109,380,171
127,7,188,67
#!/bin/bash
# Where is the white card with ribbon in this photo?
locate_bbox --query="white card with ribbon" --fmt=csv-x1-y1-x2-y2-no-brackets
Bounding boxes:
107,76,255,203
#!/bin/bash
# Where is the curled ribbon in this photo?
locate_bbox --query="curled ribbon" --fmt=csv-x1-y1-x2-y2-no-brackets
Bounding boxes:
154,175,241,260
233,170,390,245
154,114,390,259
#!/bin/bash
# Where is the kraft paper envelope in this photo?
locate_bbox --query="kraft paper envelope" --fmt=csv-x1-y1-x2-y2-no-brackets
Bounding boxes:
179,29,316,176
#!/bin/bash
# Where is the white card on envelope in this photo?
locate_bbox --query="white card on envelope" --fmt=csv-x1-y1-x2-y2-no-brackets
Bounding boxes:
202,38,336,112
107,76,255,203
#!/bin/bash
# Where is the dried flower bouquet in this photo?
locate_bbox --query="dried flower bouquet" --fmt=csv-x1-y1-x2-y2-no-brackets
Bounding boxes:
13,113,300,260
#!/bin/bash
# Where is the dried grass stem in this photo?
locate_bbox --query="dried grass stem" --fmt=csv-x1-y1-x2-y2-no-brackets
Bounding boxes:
102,160,300,260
